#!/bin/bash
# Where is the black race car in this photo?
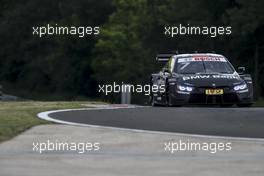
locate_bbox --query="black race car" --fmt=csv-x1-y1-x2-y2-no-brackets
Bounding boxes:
150,53,254,107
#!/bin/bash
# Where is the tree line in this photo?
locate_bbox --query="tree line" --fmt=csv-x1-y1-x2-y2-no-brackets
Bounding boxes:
0,0,263,102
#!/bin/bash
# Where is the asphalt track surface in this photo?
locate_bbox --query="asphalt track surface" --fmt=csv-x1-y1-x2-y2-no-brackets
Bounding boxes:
49,107,264,138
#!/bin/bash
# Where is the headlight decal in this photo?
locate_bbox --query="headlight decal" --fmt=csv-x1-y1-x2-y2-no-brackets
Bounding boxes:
177,85,193,92
234,83,247,91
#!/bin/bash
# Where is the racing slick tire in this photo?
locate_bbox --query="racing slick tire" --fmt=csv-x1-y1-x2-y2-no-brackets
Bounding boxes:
166,87,182,107
167,96,182,107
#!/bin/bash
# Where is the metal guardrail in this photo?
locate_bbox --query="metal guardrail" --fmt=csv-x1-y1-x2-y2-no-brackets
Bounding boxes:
121,84,131,104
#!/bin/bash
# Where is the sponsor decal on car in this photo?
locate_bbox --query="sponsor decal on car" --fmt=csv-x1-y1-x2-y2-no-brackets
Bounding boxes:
178,56,227,63
182,74,240,81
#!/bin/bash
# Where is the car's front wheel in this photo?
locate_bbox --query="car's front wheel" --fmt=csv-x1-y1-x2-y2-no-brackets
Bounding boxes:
166,87,182,107
149,94,157,107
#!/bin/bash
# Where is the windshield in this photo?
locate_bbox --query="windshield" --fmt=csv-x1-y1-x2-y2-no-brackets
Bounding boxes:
174,56,234,74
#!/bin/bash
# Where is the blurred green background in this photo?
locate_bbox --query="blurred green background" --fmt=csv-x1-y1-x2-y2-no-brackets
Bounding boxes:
0,0,263,104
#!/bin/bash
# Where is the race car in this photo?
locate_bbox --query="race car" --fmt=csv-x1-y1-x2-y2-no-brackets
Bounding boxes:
150,53,254,107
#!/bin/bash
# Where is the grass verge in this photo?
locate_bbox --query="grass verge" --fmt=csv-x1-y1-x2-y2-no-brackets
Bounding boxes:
0,101,101,142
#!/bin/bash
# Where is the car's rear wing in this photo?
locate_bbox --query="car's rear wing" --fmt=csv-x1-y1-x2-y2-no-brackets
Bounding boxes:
156,51,222,62
156,54,175,62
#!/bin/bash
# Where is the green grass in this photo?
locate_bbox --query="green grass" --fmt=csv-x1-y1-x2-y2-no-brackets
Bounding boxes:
0,101,102,142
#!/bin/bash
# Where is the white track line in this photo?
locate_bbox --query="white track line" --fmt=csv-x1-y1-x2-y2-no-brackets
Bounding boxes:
37,105,264,142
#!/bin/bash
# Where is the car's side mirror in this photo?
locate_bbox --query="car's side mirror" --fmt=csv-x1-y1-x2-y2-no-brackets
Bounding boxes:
238,67,246,75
